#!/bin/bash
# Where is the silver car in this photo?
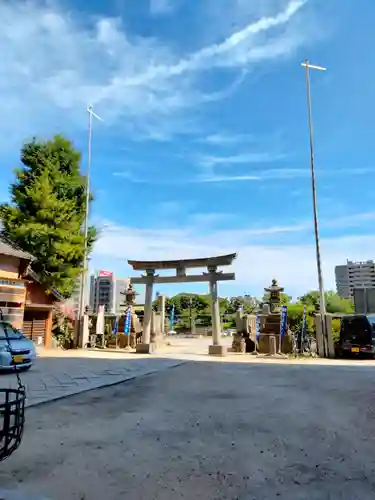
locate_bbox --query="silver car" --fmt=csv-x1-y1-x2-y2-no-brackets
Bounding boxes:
0,321,36,371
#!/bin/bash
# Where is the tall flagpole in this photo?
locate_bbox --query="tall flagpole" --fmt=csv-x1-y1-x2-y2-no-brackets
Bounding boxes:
301,59,328,355
77,105,102,346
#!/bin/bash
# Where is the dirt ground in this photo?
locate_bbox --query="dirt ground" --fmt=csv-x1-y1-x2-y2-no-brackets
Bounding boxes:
1,360,375,499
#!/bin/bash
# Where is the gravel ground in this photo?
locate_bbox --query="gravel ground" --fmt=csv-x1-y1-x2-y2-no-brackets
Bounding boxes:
1,361,375,499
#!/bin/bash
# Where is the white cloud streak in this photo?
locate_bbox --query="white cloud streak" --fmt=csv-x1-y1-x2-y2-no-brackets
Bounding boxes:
114,0,306,88
199,152,285,168
0,0,309,144
200,133,254,145
197,168,307,183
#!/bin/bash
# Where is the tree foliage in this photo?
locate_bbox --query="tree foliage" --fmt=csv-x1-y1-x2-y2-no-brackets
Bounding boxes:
299,290,354,314
226,296,259,314
0,136,96,297
152,288,353,335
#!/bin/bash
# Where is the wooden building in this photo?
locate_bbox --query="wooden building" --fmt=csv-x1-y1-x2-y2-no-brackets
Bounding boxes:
0,237,61,347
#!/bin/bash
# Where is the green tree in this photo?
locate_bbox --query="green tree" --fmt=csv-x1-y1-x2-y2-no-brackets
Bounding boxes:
225,296,259,314
286,303,314,335
0,136,96,297
298,291,320,309
299,290,354,314
325,291,354,315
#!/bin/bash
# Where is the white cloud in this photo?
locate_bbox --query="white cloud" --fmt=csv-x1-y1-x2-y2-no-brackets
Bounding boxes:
91,217,375,297
0,0,310,143
120,0,306,86
199,174,262,183
149,0,175,15
200,133,254,145
198,152,285,168
197,168,306,183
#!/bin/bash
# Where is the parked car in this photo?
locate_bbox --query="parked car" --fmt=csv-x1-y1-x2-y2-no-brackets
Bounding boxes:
0,321,36,371
340,314,375,357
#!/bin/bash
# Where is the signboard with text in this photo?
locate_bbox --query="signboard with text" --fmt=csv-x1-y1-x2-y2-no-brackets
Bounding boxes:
99,270,113,277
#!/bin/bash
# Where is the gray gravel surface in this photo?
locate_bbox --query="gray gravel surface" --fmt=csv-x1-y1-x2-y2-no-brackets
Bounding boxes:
1,361,375,499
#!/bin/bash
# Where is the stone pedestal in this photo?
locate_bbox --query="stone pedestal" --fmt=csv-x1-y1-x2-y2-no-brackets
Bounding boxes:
257,315,292,354
158,295,166,335
269,335,277,355
316,313,335,358
209,344,227,356
136,343,155,354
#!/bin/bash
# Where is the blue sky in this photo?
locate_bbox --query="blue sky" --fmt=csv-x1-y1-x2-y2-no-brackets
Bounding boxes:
1,0,375,300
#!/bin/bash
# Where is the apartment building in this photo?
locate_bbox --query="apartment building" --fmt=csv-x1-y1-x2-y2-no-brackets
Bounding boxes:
335,260,375,299
89,271,129,314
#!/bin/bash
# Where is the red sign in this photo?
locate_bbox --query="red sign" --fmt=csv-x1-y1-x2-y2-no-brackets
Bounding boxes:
99,270,113,277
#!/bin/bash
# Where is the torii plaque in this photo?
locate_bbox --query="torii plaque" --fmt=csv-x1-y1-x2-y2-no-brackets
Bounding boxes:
128,253,237,356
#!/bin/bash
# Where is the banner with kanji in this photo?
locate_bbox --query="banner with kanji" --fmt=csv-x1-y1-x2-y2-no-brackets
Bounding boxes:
280,305,288,338
124,309,131,335
170,304,175,331
256,312,261,343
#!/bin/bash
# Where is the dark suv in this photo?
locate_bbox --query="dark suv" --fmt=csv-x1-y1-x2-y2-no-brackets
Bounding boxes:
340,314,375,357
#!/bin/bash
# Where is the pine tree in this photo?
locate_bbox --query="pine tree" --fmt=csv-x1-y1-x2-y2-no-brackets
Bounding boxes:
0,135,97,297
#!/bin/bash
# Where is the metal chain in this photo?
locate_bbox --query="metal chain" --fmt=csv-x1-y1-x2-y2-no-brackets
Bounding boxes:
0,308,24,390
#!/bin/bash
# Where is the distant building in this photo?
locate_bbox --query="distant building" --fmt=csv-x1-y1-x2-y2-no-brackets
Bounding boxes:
89,270,129,314
335,260,375,299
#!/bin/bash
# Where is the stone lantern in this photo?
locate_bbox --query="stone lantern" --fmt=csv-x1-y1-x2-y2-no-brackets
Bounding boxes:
118,283,139,349
123,283,138,307
264,279,284,314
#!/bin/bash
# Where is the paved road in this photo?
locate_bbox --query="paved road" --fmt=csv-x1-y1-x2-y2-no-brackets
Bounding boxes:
1,361,375,499
1,351,183,406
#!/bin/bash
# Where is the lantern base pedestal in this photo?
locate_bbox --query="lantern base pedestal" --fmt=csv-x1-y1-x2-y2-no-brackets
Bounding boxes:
136,343,155,354
208,345,227,357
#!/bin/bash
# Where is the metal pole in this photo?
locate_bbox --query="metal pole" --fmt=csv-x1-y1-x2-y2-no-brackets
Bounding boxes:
78,106,93,332
304,59,327,355
189,297,192,332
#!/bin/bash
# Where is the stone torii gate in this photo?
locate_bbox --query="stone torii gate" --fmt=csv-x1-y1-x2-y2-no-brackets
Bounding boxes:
128,253,237,356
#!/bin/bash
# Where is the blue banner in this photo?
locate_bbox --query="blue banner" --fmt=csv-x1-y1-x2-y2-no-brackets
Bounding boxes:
256,312,261,343
112,316,119,336
170,304,175,331
301,305,307,341
124,309,131,335
280,305,288,338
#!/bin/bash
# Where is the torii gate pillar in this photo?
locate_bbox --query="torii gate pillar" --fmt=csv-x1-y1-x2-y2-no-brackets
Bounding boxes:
208,266,226,356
